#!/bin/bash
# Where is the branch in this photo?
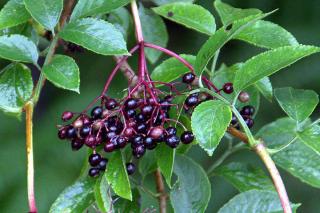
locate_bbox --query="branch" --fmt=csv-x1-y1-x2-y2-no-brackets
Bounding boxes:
154,169,167,213
113,56,138,86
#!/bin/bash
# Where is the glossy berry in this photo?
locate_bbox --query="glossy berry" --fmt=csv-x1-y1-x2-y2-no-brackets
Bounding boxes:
97,158,108,171
80,125,91,137
85,135,96,147
135,113,146,123
116,136,127,148
166,135,180,148
141,105,154,116
185,94,199,108
105,98,118,110
181,131,194,144
73,119,83,129
66,126,77,138
88,168,100,177
125,109,136,118
222,82,234,94
71,138,84,151
131,134,144,148
124,127,135,138
241,105,255,116
238,91,250,103
244,117,254,128
231,115,238,125
81,115,92,126
61,111,73,121
132,145,145,158
125,98,138,109
104,142,115,152
88,153,102,166
149,127,164,139
166,127,177,136
136,123,147,133
91,106,103,119
144,137,156,150
58,127,68,140
126,163,136,175
106,131,117,141
182,72,195,84
160,100,171,111
154,112,168,125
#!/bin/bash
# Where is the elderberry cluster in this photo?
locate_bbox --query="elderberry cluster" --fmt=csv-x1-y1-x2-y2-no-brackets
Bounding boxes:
231,105,255,129
58,94,194,177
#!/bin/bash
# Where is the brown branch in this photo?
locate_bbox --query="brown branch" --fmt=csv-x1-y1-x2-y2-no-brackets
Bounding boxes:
154,169,167,213
113,56,138,86
227,126,248,143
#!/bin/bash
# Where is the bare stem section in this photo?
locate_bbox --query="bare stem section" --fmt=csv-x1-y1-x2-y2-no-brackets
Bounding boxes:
254,143,292,213
25,102,37,213
154,169,167,213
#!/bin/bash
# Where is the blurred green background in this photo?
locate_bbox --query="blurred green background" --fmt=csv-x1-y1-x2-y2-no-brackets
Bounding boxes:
0,0,319,212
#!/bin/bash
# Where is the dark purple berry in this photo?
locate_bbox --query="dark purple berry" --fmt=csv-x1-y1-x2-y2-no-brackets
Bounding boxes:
131,134,144,148
80,125,91,137
149,127,164,140
58,127,68,140
241,105,255,116
106,131,117,141
166,135,180,148
88,153,102,166
97,158,108,171
117,135,128,148
222,82,234,94
182,72,195,84
166,127,177,136
125,98,138,109
105,98,118,110
71,138,84,151
126,163,136,175
66,126,77,139
124,127,135,138
231,115,237,125
154,112,169,125
132,145,146,158
81,115,92,126
136,123,147,133
244,117,254,128
144,137,156,150
61,111,73,121
91,106,103,119
180,131,194,144
185,94,199,108
88,168,100,177
125,109,136,118
104,142,115,152
141,105,154,116
135,113,146,123
85,135,96,147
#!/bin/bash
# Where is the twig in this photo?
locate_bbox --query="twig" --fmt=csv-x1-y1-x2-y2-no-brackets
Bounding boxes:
154,169,167,213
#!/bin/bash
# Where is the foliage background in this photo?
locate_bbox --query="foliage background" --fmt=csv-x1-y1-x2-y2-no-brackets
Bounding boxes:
0,0,319,212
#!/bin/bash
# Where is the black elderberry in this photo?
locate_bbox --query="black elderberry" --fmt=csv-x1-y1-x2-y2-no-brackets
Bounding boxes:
244,117,254,129
80,125,91,137
182,72,195,84
160,100,171,111
106,131,117,141
104,142,115,152
125,109,136,118
154,112,169,125
81,115,92,126
124,127,135,138
185,94,199,108
181,131,194,144
88,168,100,177
108,125,118,132
132,145,146,158
144,137,157,150
125,98,138,109
149,127,164,140
136,123,147,133
126,163,136,175
135,113,146,123
97,158,108,171
61,111,73,121
91,106,103,119
66,126,77,139
85,135,96,147
231,114,238,125
105,98,118,110
58,127,68,140
71,138,84,151
116,135,128,148
166,127,177,136
241,105,255,116
222,82,234,94
166,135,180,148
131,134,144,148
88,153,102,166
141,105,154,116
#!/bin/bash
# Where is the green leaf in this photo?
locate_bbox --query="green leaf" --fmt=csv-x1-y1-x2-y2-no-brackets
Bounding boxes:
0,63,33,115
42,55,80,93
214,0,262,26
195,12,271,74
151,54,195,83
235,20,298,49
255,77,273,101
155,143,175,187
0,0,31,30
139,150,157,178
59,18,128,56
108,7,132,40
153,3,215,35
218,189,300,213
70,0,130,21
24,0,63,32
94,176,113,213
274,87,319,122
139,4,168,63
153,0,195,6
105,151,132,200
298,124,320,156
257,117,320,188
49,178,95,213
171,154,211,213
114,188,140,213
0,34,38,63
191,100,232,156
234,45,320,92
215,162,274,192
